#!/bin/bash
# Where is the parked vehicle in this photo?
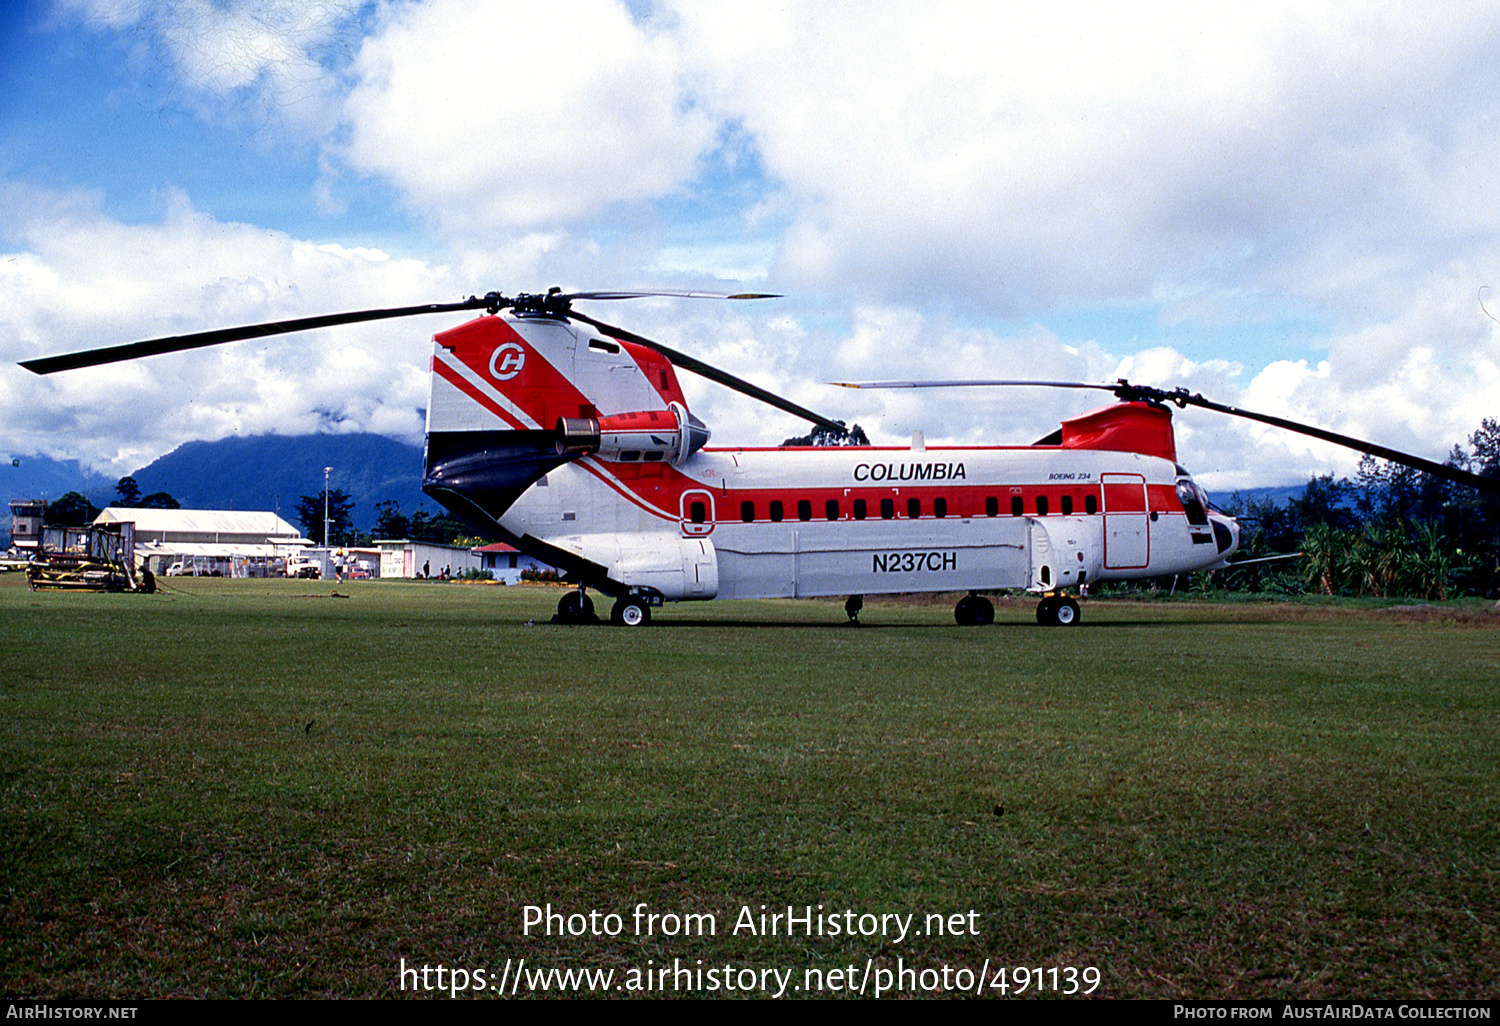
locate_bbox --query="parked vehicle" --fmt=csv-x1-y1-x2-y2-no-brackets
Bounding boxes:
285,555,321,579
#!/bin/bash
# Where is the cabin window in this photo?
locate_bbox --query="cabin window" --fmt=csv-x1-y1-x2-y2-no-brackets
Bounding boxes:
642,451,664,461
1036,495,1049,516
769,500,784,522
934,497,947,518
1085,494,1098,515
620,451,640,461
740,501,755,523
797,499,812,521
853,498,867,520
880,498,895,519
689,501,707,524
1011,496,1023,516
1061,495,1073,515
907,497,921,518
825,499,839,521
985,496,999,517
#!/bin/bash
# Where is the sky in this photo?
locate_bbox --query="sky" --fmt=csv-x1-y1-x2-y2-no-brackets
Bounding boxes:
3,0,1500,497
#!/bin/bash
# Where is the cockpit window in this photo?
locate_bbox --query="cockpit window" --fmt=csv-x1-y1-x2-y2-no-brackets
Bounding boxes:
1176,478,1209,526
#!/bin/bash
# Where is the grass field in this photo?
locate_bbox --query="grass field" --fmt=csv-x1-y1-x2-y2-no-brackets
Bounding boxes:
1,573,1496,1000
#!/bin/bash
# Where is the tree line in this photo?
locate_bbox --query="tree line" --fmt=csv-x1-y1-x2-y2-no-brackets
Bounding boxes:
291,493,478,548
1213,418,1500,599
40,476,181,527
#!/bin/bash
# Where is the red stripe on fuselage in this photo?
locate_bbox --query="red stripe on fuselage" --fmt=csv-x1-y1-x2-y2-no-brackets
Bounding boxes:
559,454,1188,527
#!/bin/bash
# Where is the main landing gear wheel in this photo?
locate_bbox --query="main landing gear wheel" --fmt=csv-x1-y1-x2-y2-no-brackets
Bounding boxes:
954,594,995,626
611,596,651,626
557,590,595,624
1036,596,1081,626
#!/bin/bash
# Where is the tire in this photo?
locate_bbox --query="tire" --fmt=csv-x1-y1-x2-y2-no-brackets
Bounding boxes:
956,595,996,626
1036,597,1058,625
1055,598,1080,626
611,597,650,626
557,591,595,624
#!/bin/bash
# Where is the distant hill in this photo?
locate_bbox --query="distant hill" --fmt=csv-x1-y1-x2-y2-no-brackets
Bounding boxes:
2,453,116,508
1217,485,1308,510
128,434,430,531
5,434,433,537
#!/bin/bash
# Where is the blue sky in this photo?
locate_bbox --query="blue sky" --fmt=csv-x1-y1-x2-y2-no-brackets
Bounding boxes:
4,0,1500,494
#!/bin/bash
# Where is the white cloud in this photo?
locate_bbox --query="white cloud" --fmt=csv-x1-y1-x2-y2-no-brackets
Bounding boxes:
339,0,717,237
666,1,1500,318
59,0,365,136
0,183,453,472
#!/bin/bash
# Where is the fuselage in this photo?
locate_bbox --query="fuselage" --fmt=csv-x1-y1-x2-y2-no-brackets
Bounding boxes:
420,312,1240,606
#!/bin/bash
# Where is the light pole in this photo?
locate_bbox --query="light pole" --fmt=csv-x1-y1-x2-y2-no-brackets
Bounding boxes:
323,467,332,579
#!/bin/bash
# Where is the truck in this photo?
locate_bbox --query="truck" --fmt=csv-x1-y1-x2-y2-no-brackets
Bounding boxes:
285,554,321,579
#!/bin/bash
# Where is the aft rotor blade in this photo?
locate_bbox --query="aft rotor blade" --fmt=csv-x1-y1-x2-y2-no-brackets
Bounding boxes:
563,290,782,302
569,309,845,433
20,297,496,375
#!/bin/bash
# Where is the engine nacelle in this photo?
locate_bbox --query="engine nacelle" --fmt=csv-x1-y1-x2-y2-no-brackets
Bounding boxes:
555,401,710,466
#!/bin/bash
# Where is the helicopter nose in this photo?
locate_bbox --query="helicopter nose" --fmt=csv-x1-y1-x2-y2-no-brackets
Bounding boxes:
1210,513,1239,557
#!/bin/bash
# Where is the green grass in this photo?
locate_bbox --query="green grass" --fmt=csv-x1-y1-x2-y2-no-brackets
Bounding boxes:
1,575,1496,999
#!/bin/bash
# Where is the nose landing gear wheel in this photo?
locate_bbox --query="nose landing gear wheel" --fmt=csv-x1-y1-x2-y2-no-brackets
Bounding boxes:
1036,596,1081,626
611,596,650,626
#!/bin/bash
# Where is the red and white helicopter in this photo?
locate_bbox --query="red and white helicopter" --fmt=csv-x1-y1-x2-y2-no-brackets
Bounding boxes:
22,289,1497,626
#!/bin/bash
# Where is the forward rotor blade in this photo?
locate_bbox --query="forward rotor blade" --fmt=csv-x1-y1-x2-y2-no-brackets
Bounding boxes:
836,377,1500,498
1139,385,1500,498
832,379,1115,391
20,297,495,375
569,309,845,432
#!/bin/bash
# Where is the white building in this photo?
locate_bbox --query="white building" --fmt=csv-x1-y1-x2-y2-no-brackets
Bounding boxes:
93,507,308,577
474,542,557,584
375,539,484,579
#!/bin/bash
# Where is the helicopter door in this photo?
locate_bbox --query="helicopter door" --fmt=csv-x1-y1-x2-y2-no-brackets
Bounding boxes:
680,489,716,537
1101,473,1149,569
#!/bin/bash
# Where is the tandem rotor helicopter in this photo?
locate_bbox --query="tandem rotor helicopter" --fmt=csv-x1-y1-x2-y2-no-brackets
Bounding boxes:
21,289,1500,626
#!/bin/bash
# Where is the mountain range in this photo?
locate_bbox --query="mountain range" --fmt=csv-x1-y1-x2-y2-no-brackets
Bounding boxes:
5,433,429,533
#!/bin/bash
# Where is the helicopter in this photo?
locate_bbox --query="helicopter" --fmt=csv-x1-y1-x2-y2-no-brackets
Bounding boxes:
21,289,1498,626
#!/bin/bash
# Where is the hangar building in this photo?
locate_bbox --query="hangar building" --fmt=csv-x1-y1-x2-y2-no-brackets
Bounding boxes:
93,507,309,577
